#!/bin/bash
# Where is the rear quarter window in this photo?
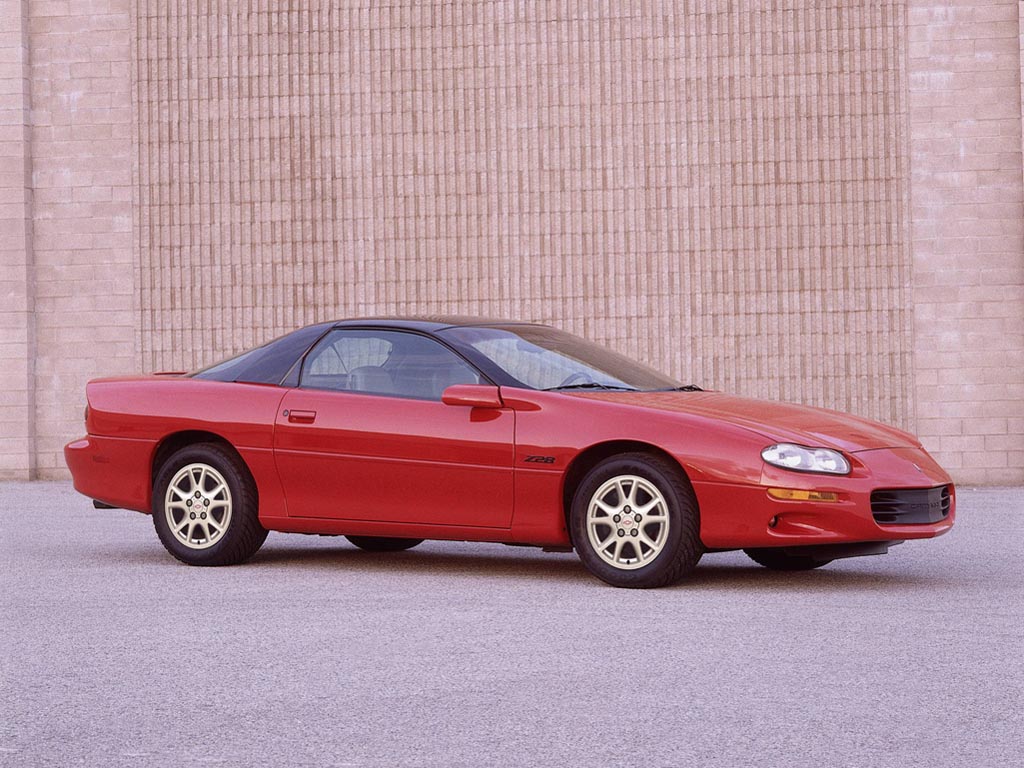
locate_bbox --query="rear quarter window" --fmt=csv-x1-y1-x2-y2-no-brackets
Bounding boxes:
192,323,331,385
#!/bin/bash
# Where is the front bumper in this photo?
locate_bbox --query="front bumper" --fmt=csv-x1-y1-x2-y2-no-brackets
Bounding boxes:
695,446,955,549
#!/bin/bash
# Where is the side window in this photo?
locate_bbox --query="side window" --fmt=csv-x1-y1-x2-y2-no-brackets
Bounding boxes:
300,330,483,400
306,335,392,377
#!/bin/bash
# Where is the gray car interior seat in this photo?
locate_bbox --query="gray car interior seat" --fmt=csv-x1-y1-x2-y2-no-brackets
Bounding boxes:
348,366,395,395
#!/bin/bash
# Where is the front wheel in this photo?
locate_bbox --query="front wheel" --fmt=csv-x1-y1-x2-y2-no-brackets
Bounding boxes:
152,443,267,566
570,453,702,588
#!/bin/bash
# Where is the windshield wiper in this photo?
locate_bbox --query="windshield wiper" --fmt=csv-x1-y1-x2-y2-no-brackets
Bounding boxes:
654,384,704,392
543,383,639,392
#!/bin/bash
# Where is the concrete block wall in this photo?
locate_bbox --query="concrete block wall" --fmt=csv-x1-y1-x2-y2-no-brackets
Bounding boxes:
0,0,1021,485
0,0,34,479
909,0,1024,484
134,1,916,430
6,0,136,479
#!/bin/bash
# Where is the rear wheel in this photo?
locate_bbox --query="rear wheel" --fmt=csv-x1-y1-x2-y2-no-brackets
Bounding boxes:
743,548,833,571
570,452,702,588
152,443,267,566
346,536,423,552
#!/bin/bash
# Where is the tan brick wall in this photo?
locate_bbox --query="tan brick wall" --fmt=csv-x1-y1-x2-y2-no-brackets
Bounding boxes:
26,0,135,478
909,0,1024,485
1,1,1022,484
135,1,915,431
0,0,34,479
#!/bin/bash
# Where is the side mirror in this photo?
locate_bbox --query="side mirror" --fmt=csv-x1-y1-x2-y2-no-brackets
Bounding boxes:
441,384,504,409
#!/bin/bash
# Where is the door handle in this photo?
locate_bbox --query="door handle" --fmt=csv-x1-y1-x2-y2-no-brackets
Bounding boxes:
286,409,317,424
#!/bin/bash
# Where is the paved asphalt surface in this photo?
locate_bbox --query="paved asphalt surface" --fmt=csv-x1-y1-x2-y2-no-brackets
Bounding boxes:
2,483,1022,767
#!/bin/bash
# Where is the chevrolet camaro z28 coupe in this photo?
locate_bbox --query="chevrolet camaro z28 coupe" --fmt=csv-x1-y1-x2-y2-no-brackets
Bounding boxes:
65,317,955,588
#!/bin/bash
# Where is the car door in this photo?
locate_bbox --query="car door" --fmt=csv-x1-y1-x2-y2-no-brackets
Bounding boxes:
273,328,515,528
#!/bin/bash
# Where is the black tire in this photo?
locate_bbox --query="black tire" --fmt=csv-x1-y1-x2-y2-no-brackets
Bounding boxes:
570,452,702,588
345,536,424,552
743,548,833,571
152,442,268,566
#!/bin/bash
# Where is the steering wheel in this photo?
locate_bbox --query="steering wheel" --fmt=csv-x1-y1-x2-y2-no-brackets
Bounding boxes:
558,372,593,387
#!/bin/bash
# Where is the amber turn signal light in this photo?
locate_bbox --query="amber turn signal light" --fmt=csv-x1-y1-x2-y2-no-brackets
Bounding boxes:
767,488,840,502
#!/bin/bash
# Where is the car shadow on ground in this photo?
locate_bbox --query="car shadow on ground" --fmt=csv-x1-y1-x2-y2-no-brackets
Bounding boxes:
227,541,944,591
686,560,944,591
99,534,946,591
249,542,591,584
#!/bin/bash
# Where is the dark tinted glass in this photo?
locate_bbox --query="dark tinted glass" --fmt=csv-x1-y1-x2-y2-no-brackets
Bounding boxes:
300,329,481,400
192,323,331,385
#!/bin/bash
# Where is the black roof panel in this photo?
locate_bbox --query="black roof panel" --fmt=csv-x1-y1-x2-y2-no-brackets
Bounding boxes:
328,315,545,331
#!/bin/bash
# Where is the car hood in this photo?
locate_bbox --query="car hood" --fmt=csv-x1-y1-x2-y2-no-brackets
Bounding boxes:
573,391,919,453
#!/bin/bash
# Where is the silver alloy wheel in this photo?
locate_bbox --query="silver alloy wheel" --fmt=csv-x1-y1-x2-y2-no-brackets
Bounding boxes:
164,462,232,550
586,474,670,570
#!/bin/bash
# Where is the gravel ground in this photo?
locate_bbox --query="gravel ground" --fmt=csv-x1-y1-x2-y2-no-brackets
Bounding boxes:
2,482,1022,768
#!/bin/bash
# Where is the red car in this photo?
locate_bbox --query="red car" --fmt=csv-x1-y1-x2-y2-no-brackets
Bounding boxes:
65,317,954,588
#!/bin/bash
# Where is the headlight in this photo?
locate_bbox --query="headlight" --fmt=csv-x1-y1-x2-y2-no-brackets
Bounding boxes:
761,443,850,475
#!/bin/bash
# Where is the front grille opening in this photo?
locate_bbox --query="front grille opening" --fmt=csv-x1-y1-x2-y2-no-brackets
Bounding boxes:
871,485,951,525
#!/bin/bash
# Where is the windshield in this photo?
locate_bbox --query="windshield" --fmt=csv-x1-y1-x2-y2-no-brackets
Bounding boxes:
439,325,683,392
